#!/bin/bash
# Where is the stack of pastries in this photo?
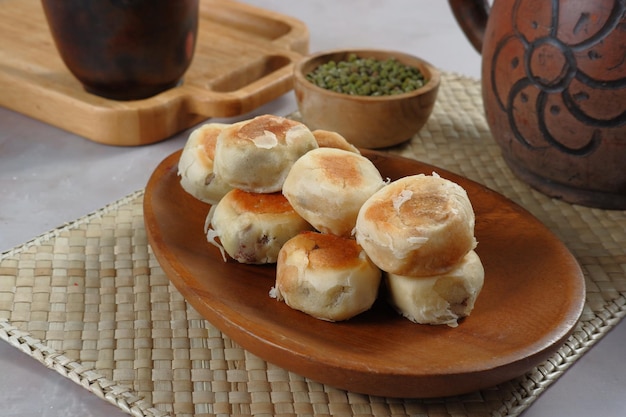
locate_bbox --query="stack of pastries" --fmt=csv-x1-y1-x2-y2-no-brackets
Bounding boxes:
355,174,484,327
178,114,483,326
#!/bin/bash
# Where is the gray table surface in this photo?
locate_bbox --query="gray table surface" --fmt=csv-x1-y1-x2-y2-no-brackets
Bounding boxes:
1,2,625,416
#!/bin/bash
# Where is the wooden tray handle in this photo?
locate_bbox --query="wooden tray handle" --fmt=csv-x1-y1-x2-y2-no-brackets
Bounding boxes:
186,53,300,117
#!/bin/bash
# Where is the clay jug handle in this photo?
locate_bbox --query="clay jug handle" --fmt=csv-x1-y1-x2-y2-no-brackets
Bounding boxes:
448,0,490,53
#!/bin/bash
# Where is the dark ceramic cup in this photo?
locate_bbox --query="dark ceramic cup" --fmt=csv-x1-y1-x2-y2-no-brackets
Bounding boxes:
41,0,199,101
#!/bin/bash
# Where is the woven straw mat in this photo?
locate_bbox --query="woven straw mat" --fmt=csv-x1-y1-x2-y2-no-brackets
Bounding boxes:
1,72,625,417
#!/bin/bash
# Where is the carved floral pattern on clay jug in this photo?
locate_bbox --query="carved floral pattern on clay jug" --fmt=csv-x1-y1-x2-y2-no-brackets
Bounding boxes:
451,0,626,209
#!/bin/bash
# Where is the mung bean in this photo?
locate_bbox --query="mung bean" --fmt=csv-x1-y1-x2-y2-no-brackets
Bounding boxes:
306,53,427,96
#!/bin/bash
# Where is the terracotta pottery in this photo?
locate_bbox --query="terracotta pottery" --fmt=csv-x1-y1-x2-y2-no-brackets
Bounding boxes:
41,0,198,101
449,0,626,209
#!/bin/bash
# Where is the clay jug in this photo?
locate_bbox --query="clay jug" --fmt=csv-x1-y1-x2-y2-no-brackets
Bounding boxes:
449,0,626,209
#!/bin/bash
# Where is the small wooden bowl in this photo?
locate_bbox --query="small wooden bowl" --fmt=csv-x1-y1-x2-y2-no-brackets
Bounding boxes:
294,49,440,149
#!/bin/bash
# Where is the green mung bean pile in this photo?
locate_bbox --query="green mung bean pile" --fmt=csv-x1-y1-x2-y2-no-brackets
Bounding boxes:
306,53,427,96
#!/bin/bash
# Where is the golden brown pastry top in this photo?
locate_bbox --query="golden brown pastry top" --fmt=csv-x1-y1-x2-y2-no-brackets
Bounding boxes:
232,115,305,146
288,231,364,270
360,179,455,230
315,150,366,188
228,189,296,215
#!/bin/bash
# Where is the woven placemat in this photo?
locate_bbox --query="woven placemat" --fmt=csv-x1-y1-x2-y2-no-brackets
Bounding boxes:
1,72,625,417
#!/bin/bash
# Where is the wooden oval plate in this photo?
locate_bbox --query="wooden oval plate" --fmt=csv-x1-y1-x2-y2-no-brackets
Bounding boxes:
144,149,585,398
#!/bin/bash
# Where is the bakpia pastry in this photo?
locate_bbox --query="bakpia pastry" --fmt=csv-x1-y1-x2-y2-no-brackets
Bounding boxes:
177,123,233,204
311,129,360,154
385,250,484,327
213,115,318,193
282,147,386,237
206,189,313,264
355,173,477,276
271,231,382,321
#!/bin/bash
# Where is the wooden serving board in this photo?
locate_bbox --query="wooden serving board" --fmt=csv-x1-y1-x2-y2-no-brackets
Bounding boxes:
0,0,309,146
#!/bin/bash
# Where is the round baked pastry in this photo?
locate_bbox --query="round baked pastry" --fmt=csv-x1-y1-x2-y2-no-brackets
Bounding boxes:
212,115,318,193
311,129,360,154
355,173,477,276
206,188,313,264
385,250,484,327
271,231,382,321
177,122,233,204
282,147,386,237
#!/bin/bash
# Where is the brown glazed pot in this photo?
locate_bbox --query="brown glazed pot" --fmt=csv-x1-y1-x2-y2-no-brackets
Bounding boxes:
41,0,199,101
449,0,626,209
